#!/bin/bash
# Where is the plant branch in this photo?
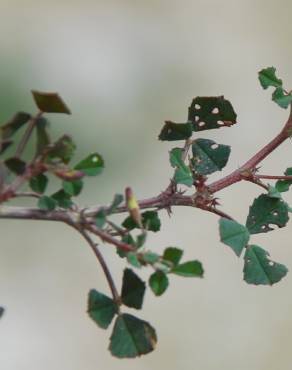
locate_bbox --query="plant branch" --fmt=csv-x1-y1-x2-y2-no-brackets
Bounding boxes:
256,174,292,180
15,111,43,158
75,227,121,305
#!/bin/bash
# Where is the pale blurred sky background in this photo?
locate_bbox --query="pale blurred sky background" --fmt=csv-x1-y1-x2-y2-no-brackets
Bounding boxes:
1,0,292,369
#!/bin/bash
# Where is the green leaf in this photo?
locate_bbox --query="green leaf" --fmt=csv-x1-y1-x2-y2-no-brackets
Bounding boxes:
122,210,161,232
191,139,231,175
158,121,193,141
108,194,124,214
109,313,157,358
87,289,118,329
169,148,193,187
95,209,107,228
0,112,31,139
276,168,292,192
127,253,142,268
149,271,169,296
258,67,283,90
46,135,76,164
36,117,50,156
121,268,146,309
5,157,26,175
31,90,71,114
51,190,73,209
0,139,13,155
272,88,292,109
142,251,160,264
267,185,282,199
62,179,83,196
74,153,104,176
243,245,288,285
38,195,57,211
172,261,204,277
163,247,183,266
136,232,147,248
246,194,289,234
29,174,48,194
188,96,237,131
219,218,250,257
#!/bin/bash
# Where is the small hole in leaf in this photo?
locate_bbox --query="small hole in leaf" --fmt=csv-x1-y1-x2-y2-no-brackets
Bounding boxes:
195,104,201,110
198,121,206,127
92,156,99,163
194,115,199,122
217,120,224,126
211,143,219,150
272,211,278,216
261,225,267,230
212,107,219,114
268,261,274,266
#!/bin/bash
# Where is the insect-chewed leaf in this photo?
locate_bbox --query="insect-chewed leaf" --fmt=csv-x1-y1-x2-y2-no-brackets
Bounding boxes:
158,121,193,141
172,261,204,277
169,147,193,187
74,153,104,176
276,168,292,192
109,313,157,358
219,218,250,257
246,194,289,234
149,271,169,296
162,247,183,266
258,67,283,90
121,268,146,309
191,138,231,175
87,289,118,329
243,245,288,285
272,88,292,109
0,112,31,139
31,90,71,114
188,96,237,131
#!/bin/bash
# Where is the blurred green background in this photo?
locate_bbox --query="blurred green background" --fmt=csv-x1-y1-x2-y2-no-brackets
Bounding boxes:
1,0,292,369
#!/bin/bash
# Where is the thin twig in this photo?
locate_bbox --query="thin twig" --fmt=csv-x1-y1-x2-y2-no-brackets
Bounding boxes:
15,111,43,158
256,174,292,180
74,227,121,305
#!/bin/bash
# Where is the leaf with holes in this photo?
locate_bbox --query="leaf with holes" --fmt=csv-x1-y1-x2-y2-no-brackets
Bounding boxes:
219,218,250,257
276,168,292,192
272,88,292,109
149,271,169,296
31,90,71,114
74,153,104,176
246,194,289,234
188,96,237,131
109,313,157,358
169,147,193,186
121,268,146,309
191,139,231,175
87,289,118,329
258,67,283,90
243,245,288,285
158,121,193,141
0,112,31,139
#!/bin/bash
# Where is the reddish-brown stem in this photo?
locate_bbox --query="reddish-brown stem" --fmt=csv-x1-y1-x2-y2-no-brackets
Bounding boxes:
15,111,43,158
76,227,121,305
256,175,292,180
